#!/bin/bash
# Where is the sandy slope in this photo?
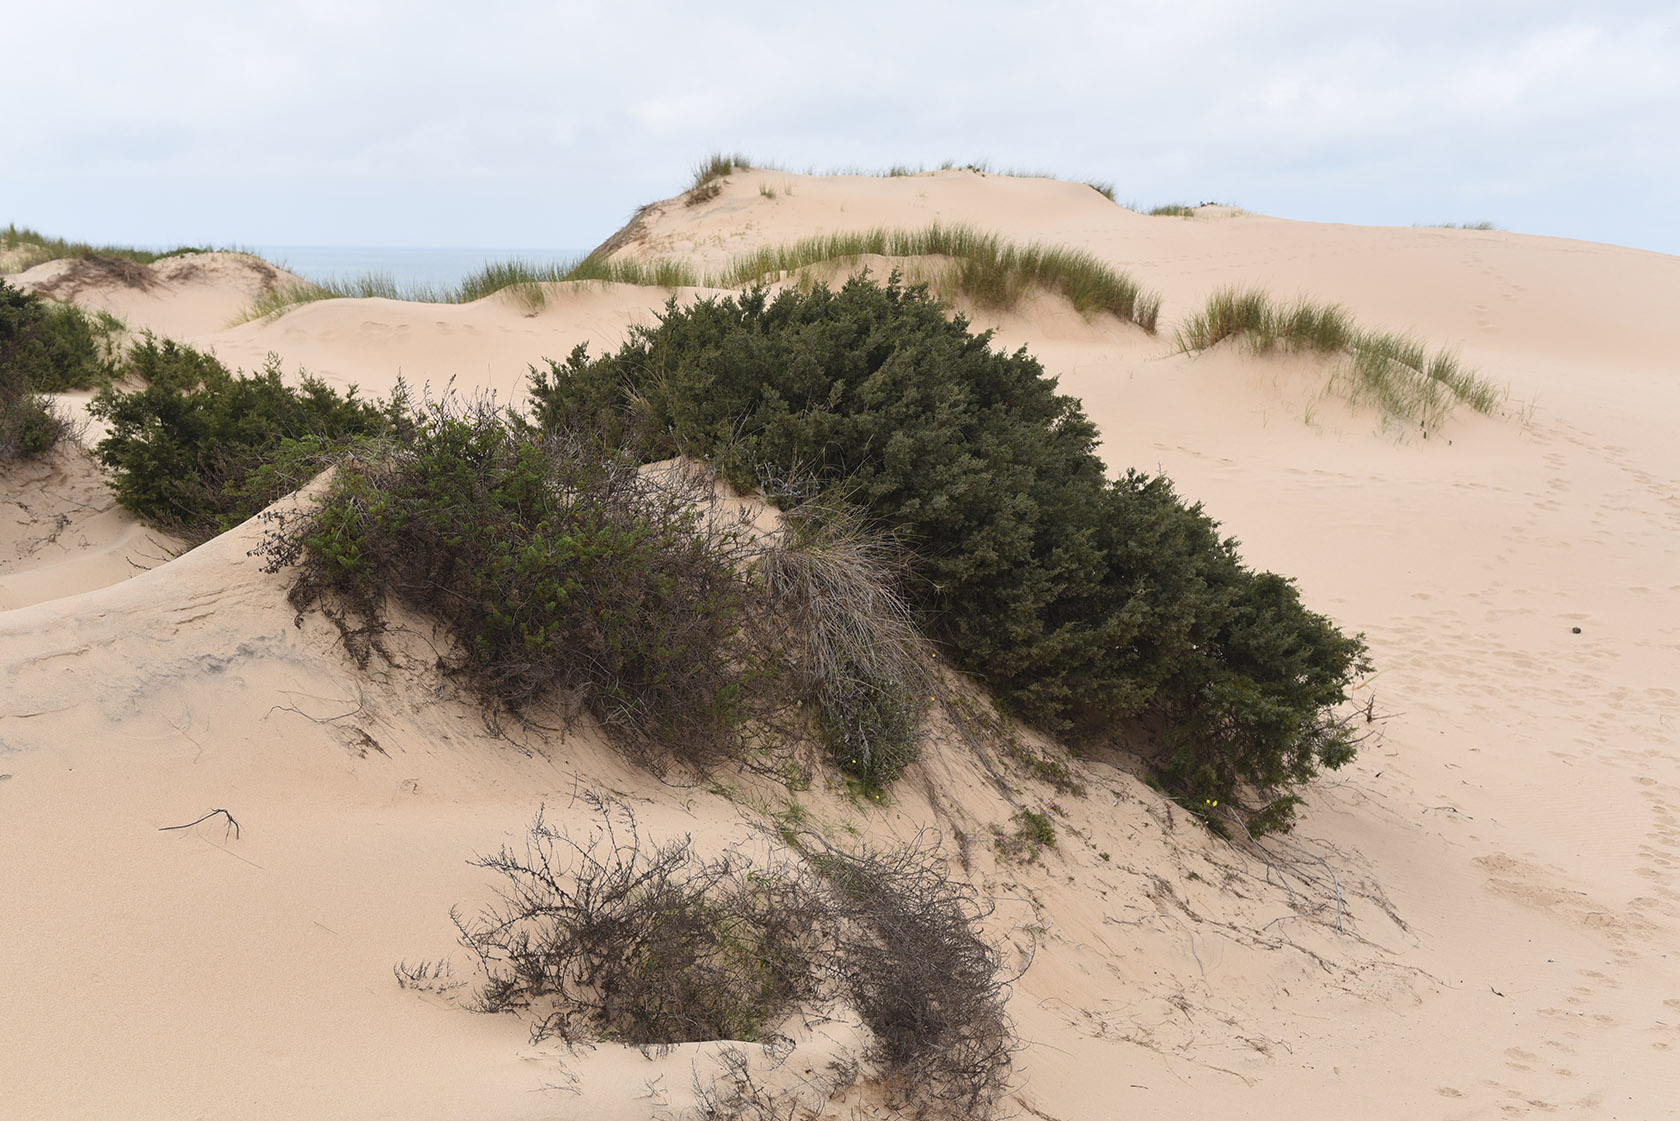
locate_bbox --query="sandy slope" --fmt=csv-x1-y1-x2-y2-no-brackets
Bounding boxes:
2,170,1677,1120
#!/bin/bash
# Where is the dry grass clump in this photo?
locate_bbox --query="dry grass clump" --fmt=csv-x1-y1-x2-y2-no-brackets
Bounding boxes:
724,222,1160,332
759,504,933,788
1178,286,1506,428
444,798,1014,1118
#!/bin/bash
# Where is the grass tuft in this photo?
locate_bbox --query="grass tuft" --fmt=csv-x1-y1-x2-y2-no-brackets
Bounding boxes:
240,254,699,322
1178,286,1506,427
723,222,1160,332
3,223,217,272
1147,204,1198,218
686,152,753,206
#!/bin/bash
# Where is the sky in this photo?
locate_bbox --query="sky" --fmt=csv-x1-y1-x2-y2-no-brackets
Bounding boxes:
4,0,1677,256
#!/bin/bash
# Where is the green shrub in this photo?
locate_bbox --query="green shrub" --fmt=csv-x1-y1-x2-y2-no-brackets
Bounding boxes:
527,275,1369,831
0,279,122,392
0,279,122,462
266,403,766,770
89,336,393,539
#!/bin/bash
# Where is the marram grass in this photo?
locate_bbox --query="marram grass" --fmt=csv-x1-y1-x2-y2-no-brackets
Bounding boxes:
1178,286,1506,428
239,255,700,322
240,225,1159,333
723,223,1161,333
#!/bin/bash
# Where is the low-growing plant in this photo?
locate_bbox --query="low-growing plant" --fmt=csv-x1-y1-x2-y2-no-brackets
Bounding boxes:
456,798,827,1046
90,336,394,539
1147,204,1198,217
265,403,765,769
723,223,1160,332
758,503,933,790
528,275,1368,832
1,222,213,271
240,254,699,322
0,279,121,461
993,808,1057,863
1177,286,1506,428
686,152,752,206
449,799,1014,1117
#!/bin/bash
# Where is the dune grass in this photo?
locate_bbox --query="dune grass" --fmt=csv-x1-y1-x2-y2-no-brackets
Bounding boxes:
2,223,219,273
1147,204,1199,218
241,224,1158,332
1178,286,1505,427
240,254,702,322
685,152,754,206
723,223,1161,333
1423,220,1499,231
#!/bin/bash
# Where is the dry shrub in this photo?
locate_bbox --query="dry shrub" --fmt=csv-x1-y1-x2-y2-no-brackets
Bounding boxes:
758,503,934,789
447,799,1014,1118
456,797,827,1046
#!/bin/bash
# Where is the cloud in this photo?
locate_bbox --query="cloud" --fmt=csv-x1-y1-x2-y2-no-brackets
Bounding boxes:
2,0,1675,252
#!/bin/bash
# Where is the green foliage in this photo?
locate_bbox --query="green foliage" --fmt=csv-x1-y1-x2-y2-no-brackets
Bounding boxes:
1147,204,1199,217
527,275,1369,831
0,279,122,461
88,336,392,539
2,222,212,270
270,404,764,769
993,808,1057,863
686,152,752,206
240,255,699,322
0,279,122,392
1178,286,1506,427
724,223,1160,332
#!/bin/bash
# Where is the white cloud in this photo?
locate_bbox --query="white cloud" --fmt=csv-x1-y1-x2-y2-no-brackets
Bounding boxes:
2,0,1675,252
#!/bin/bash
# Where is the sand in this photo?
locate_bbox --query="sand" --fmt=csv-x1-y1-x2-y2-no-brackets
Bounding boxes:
2,168,1676,1120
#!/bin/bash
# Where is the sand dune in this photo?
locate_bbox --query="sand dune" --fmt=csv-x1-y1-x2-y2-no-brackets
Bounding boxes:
3,169,1676,1119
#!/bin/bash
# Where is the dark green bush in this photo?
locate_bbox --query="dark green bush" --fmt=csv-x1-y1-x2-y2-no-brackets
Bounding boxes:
89,336,394,539
266,403,766,770
0,279,121,462
0,278,121,392
527,275,1369,831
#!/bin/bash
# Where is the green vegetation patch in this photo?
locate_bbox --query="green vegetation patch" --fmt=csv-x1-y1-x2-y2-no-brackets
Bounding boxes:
2,223,213,272
1178,286,1505,428
724,223,1160,332
89,336,395,539
529,275,1369,832
0,279,122,462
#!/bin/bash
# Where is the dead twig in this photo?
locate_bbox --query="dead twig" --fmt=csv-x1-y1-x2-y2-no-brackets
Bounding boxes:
159,807,241,841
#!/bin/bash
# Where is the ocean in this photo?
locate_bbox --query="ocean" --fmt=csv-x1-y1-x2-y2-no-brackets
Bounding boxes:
247,246,589,290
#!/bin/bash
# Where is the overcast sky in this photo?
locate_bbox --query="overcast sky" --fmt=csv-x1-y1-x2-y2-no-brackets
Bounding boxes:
4,1,1677,255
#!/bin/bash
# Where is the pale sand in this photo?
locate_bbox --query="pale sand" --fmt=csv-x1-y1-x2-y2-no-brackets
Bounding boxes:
2,170,1676,1119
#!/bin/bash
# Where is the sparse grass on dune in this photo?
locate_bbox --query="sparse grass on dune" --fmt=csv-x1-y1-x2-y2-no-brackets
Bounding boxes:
1147,204,1199,218
240,255,702,322
1422,220,1500,231
3,223,222,272
1178,286,1506,427
724,223,1161,333
239,225,1158,331
685,152,754,206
